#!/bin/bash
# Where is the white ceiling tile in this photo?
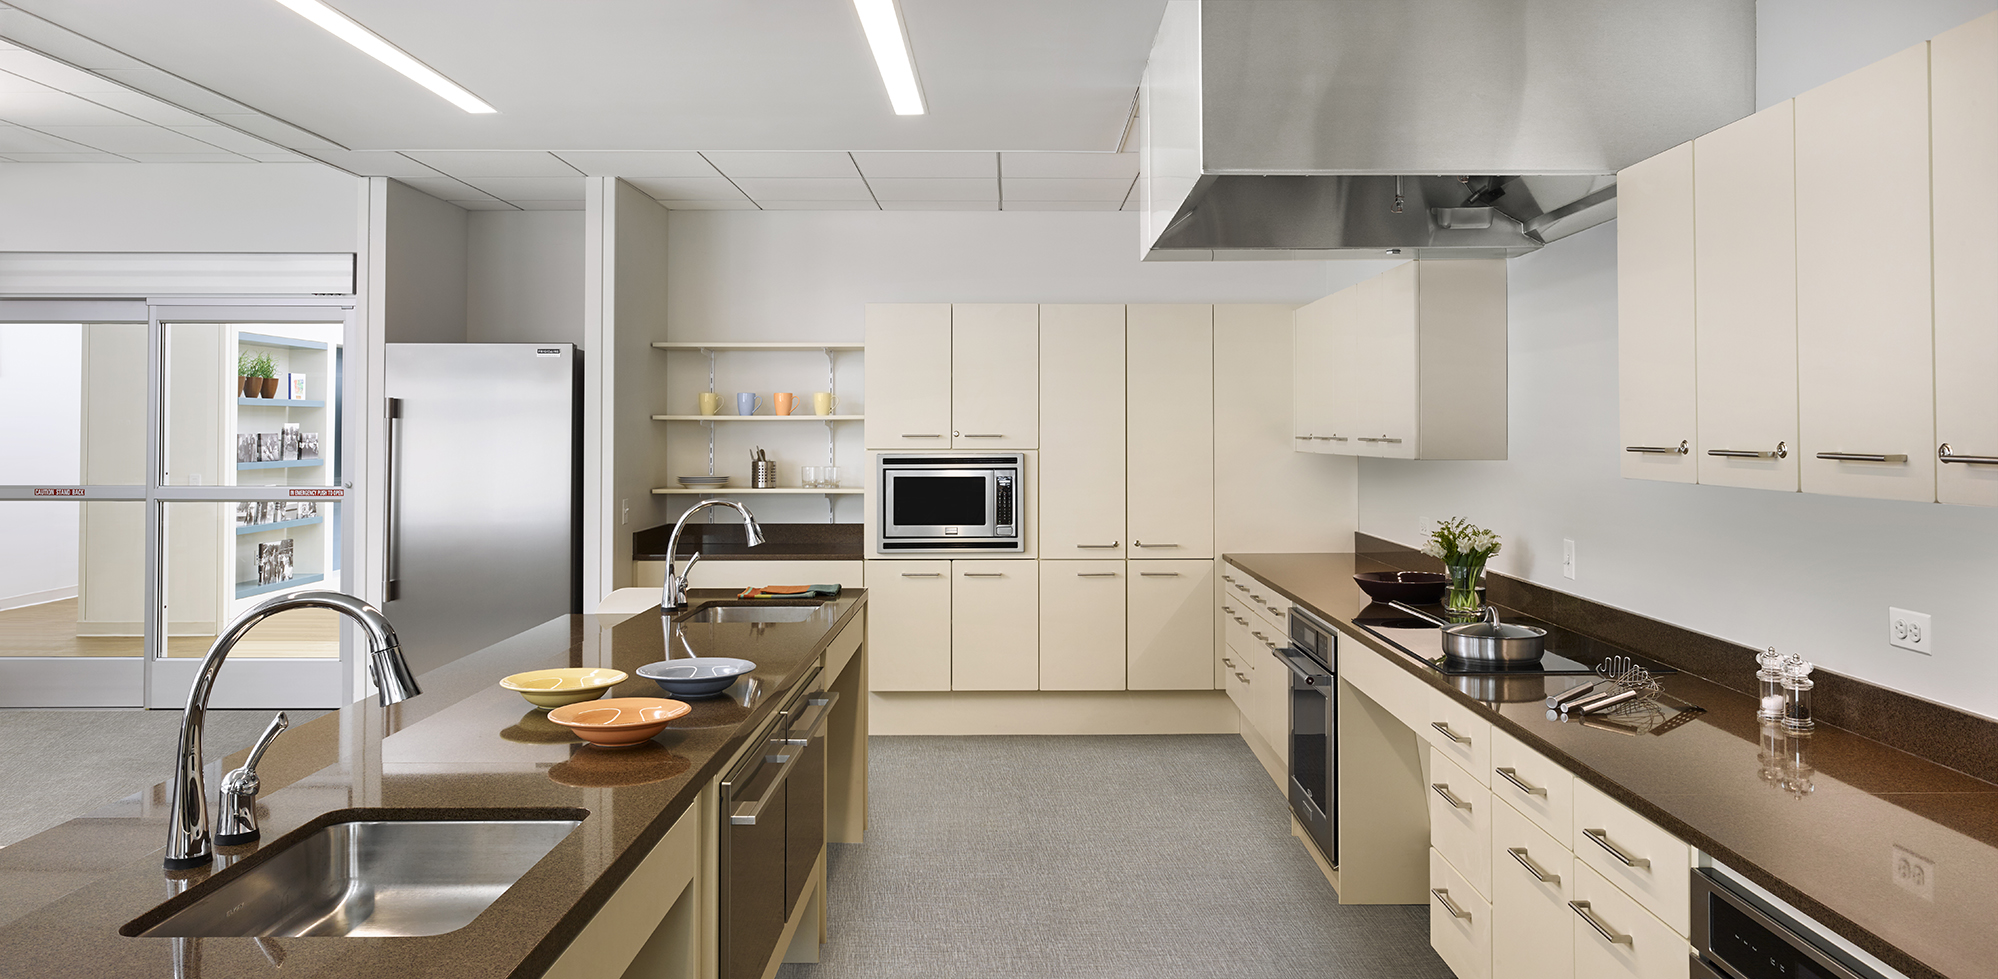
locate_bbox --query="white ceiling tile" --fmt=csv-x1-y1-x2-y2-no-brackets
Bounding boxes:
555,151,717,177
168,125,280,154
623,176,746,201
732,176,872,201
244,151,305,162
0,70,53,94
851,152,996,179
0,90,140,126
656,199,760,210
755,200,880,210
92,69,248,110
77,89,208,127
1001,152,1141,180
1002,200,1124,211
879,200,999,211
0,123,91,153
121,152,253,163
449,199,521,210
0,51,121,93
1001,177,1135,202
703,151,859,179
0,152,133,162
299,149,441,177
203,113,341,151
511,199,586,210
33,125,220,152
457,175,585,201
403,151,580,177
393,175,495,200
865,177,996,201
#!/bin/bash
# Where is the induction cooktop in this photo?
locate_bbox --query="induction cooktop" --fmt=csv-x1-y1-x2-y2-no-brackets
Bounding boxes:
1352,602,1678,678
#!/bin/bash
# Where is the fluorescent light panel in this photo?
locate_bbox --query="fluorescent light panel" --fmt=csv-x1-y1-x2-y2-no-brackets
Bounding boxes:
272,0,496,113
852,0,925,115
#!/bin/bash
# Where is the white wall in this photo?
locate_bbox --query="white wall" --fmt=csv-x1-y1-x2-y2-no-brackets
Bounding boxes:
467,210,585,346
0,325,81,607
382,180,468,344
1359,0,1998,720
0,162,357,253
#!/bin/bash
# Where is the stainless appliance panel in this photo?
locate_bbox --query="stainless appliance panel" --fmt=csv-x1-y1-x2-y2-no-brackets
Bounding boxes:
1283,606,1338,865
384,343,579,676
1691,869,1882,979
876,452,1023,552
720,716,789,979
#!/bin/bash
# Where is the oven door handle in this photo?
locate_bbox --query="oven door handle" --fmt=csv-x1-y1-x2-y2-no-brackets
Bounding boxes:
1273,647,1333,686
730,691,840,826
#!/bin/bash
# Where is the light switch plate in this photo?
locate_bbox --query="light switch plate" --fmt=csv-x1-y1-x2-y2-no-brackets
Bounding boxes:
1561,539,1576,580
1889,607,1931,654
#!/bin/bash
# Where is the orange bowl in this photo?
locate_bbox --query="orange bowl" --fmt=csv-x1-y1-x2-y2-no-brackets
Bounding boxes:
545,697,691,748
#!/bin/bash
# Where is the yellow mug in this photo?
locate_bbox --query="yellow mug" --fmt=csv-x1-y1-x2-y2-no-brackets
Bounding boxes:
697,392,720,416
813,392,837,416
773,392,798,416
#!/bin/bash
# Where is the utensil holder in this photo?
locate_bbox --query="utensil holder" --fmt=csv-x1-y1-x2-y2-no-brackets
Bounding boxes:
751,460,776,489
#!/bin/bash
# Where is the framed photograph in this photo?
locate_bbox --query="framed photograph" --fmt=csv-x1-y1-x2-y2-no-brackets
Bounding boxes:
281,423,300,461
298,431,320,460
258,432,281,462
236,433,257,463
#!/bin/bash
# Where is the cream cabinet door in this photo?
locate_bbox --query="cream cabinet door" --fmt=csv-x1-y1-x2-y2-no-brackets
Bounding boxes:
1291,291,1344,452
1617,141,1698,483
863,560,951,691
1934,14,1998,506
1324,287,1360,453
950,560,1038,690
864,304,952,450
1695,104,1799,491
1126,304,1214,558
1352,265,1419,458
1040,305,1126,555
1038,560,1126,690
1127,559,1215,690
1251,639,1289,764
1492,801,1575,979
1571,863,1687,979
1796,42,1935,502
952,303,1038,448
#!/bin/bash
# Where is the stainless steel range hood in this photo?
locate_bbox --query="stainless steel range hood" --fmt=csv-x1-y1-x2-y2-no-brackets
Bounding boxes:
1137,1,1755,261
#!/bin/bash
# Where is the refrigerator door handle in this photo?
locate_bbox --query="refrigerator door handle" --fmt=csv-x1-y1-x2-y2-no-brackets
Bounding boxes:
384,397,402,602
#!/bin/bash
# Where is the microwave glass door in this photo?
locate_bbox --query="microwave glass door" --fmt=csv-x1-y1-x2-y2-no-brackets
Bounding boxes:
885,470,995,536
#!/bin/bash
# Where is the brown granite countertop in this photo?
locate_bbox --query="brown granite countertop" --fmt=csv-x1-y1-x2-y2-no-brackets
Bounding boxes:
1225,552,1996,979
632,522,862,562
0,589,866,979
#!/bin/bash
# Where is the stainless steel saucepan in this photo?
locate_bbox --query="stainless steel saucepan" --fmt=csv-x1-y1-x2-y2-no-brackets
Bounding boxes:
1439,607,1547,664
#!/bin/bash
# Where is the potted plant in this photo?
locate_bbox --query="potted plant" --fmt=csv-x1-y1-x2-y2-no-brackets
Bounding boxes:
237,351,256,397
250,353,279,398
1422,516,1502,615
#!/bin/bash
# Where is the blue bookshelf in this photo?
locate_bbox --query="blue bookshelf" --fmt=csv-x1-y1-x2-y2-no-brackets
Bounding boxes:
237,459,323,471
237,398,325,408
234,572,325,600
235,515,324,536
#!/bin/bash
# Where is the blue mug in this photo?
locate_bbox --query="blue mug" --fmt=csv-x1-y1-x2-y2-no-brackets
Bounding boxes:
736,393,761,416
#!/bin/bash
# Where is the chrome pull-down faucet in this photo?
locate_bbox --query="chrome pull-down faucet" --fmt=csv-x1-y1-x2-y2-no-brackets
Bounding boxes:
165,590,419,870
661,500,767,611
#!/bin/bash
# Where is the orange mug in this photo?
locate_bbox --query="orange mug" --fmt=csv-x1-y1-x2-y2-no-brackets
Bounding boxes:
773,392,797,416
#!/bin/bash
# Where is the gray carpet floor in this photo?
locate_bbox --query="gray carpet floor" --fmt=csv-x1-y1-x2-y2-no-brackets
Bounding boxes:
0,708,326,848
778,735,1449,979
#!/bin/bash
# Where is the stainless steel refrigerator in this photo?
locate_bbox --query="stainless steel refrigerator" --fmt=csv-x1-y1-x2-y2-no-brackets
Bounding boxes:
384,343,581,676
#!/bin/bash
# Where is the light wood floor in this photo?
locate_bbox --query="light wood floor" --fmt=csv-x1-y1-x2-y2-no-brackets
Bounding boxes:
0,599,338,658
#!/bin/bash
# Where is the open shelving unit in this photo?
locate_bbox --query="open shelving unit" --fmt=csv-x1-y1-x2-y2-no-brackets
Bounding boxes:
238,398,325,408
650,414,864,422
235,572,326,600
231,328,339,613
236,514,325,535
651,487,864,496
237,459,324,470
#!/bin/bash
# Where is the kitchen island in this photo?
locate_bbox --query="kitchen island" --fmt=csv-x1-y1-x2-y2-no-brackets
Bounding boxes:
0,588,867,979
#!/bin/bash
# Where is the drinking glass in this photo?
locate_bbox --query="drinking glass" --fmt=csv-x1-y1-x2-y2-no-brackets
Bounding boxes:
800,466,819,489
821,466,840,489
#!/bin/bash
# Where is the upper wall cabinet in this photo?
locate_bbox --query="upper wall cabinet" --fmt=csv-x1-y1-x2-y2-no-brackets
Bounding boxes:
1617,141,1698,483
1127,304,1214,558
864,304,952,449
950,304,1039,449
1933,13,1998,506
1291,260,1508,461
1695,102,1799,492
1039,305,1127,556
1795,41,1935,503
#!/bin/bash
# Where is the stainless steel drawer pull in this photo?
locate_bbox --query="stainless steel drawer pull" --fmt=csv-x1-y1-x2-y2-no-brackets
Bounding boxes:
1708,441,1786,459
1357,436,1403,443
1251,595,1268,604
1076,572,1118,577
1939,443,1998,465
1221,575,1236,582
1327,435,1349,441
1495,767,1547,797
1133,541,1181,548
1251,631,1268,641
1570,901,1632,946
1624,441,1689,455
1294,435,1313,440
900,434,945,438
1233,582,1250,593
1232,616,1248,625
1220,605,1236,614
1430,783,1473,811
1430,721,1472,746
900,572,943,578
1077,542,1120,549
1582,827,1650,868
960,434,1005,439
1140,571,1182,577
1507,847,1560,885
1221,657,1235,667
1430,888,1471,921
731,691,840,825
1234,671,1249,683
1816,451,1908,463
962,572,1006,578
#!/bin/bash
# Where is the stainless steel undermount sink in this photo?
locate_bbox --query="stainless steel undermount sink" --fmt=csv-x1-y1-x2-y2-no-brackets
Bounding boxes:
130,817,582,938
683,602,823,623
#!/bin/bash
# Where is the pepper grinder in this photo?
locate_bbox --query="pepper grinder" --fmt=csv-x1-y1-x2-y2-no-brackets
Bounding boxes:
1781,658,1816,732
1755,647,1787,721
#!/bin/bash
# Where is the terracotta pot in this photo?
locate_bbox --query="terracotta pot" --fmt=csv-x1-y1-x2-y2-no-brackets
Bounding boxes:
239,375,254,397
261,377,280,398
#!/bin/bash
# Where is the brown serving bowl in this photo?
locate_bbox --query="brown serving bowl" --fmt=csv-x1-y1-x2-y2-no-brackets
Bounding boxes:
1352,570,1449,604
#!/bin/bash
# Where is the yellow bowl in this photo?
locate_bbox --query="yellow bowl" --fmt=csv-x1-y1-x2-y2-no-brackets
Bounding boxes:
499,667,628,710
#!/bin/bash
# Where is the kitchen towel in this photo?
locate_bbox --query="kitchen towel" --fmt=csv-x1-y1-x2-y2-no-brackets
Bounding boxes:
736,584,842,599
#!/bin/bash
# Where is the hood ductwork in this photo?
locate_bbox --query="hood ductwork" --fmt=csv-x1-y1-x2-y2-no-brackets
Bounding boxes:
1137,1,1756,261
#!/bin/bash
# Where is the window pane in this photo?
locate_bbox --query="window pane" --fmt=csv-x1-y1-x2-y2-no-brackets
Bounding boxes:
0,323,147,485
161,500,343,658
0,500,146,657
164,323,341,488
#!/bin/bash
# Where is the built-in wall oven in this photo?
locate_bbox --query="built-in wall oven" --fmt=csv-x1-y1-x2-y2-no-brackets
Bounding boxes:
1277,606,1338,865
1692,868,1890,979
719,671,837,979
876,452,1022,552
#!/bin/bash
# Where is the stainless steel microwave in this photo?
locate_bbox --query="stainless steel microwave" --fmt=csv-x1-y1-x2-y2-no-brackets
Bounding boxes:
876,453,1022,552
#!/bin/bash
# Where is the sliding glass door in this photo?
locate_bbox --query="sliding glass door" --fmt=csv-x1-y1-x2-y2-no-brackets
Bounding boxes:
0,300,359,708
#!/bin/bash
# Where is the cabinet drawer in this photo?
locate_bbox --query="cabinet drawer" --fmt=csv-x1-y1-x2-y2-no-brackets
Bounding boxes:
1429,847,1492,979
1572,780,1691,937
1572,862,1690,979
1220,567,1288,634
1420,689,1492,787
1220,640,1254,712
1492,801,1574,979
1491,726,1575,843
1336,630,1425,729
1427,748,1492,899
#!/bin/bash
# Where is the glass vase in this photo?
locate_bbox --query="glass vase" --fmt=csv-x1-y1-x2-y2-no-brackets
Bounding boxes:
1444,560,1485,615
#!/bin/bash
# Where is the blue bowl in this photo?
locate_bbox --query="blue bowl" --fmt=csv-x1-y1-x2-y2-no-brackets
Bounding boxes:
636,657,756,698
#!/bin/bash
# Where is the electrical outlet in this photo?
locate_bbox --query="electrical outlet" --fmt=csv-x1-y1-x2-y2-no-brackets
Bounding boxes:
1561,539,1576,580
1892,845,1935,900
621,499,630,526
1889,607,1931,655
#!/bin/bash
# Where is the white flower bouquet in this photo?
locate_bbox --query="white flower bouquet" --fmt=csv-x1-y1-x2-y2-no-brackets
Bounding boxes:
1422,517,1502,612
